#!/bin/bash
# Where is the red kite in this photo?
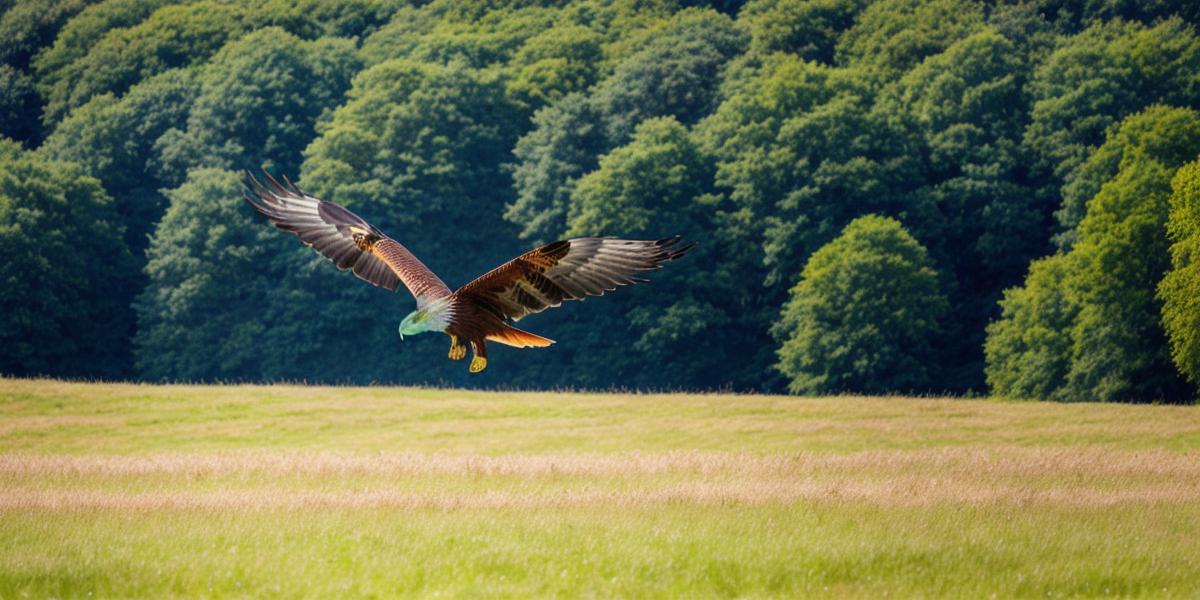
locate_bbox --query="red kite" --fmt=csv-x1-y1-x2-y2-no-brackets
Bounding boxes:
244,172,694,373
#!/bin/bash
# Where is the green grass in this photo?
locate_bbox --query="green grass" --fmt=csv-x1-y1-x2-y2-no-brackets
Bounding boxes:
2,379,1199,597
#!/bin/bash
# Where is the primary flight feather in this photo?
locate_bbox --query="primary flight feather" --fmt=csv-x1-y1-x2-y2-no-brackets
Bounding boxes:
243,171,694,373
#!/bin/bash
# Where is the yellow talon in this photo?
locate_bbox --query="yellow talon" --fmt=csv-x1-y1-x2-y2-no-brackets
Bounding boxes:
469,356,487,373
448,336,466,360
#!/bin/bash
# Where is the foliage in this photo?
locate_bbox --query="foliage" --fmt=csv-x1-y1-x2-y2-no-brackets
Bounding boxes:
739,0,870,62
589,9,748,144
1033,0,1200,32
31,0,177,90
834,0,985,77
245,0,407,40
0,65,40,143
5,0,1200,399
986,107,1200,403
1025,18,1200,195
699,54,924,287
39,68,199,252
507,94,606,245
877,28,1046,389
1060,107,1200,403
37,1,251,126
1160,158,1200,389
547,119,716,386
0,0,89,71
1064,152,1190,403
359,3,560,70
505,23,603,110
153,27,360,182
1057,100,1200,248
984,255,1077,401
774,215,947,394
0,139,137,377
134,169,282,380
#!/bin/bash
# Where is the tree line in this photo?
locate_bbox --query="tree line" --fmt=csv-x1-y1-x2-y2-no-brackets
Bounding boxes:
2,0,1199,402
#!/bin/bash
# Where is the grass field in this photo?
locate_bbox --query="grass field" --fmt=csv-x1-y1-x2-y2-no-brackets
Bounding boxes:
1,379,1199,597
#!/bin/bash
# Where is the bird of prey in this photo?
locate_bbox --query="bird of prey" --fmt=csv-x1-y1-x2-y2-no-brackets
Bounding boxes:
243,172,694,373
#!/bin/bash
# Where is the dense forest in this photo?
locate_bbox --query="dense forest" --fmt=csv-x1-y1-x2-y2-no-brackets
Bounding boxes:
1,0,1199,401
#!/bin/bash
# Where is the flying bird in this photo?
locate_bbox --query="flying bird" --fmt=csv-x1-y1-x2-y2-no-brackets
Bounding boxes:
243,172,694,373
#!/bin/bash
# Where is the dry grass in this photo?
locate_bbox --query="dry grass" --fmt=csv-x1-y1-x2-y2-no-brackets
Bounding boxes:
2,447,1200,510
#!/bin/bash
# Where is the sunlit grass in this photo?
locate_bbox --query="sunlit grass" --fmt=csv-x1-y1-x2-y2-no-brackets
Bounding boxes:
2,378,1199,597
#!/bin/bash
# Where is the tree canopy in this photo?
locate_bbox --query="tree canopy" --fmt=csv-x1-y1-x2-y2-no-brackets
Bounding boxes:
774,214,947,394
986,106,1200,403
0,139,137,378
1160,158,1200,386
4,0,1200,401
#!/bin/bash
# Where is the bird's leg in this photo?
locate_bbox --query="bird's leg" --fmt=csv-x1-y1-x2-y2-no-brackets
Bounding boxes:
448,334,467,360
468,339,488,373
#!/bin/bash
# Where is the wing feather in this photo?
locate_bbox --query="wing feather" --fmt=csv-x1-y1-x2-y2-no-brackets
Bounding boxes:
455,237,695,322
244,171,452,304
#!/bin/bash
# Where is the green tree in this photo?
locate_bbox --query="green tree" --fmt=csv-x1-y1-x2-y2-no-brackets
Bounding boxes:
356,5,439,66
505,23,603,110
0,65,40,143
0,0,89,71
569,119,710,235
739,0,870,63
360,3,559,70
245,0,406,39
554,117,773,390
986,107,1200,403
876,29,1046,390
987,107,1200,403
507,93,606,244
1025,18,1200,194
591,9,747,144
134,169,283,380
1033,0,1200,33
32,0,176,89
984,255,1077,400
834,0,985,77
1159,158,1200,390
0,139,137,378
40,68,199,253
0,0,93,144
774,215,948,395
1056,101,1200,248
1064,152,1191,402
698,54,926,287
985,1,1057,60
153,27,360,182
894,28,1044,278
38,1,250,126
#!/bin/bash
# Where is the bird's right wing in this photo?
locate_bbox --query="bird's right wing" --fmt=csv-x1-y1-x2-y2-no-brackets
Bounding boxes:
456,237,695,322
244,171,452,304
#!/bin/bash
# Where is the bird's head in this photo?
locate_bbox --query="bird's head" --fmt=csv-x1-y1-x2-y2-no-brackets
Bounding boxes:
398,309,433,340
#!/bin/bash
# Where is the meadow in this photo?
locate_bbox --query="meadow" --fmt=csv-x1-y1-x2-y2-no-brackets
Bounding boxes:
1,378,1199,597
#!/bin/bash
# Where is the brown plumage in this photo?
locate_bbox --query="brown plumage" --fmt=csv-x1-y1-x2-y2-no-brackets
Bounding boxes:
244,171,694,373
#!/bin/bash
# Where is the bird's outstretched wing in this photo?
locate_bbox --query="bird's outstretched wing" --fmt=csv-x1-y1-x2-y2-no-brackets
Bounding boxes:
243,171,451,304
456,237,695,322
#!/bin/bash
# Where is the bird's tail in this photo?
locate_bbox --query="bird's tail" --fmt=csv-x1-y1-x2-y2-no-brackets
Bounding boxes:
487,324,554,348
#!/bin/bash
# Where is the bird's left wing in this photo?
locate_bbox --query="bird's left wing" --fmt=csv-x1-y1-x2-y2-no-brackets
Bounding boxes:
243,171,452,304
455,237,694,322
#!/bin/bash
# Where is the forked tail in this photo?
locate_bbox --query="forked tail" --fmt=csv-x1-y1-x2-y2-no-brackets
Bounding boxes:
487,324,554,348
